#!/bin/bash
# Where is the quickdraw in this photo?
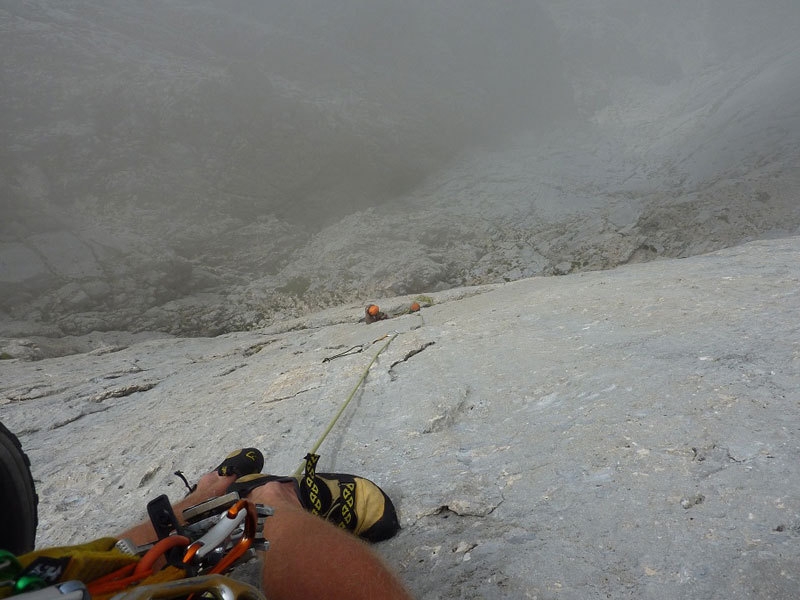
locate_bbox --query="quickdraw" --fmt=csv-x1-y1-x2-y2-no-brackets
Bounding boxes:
181,499,259,575
83,499,269,598
322,345,365,363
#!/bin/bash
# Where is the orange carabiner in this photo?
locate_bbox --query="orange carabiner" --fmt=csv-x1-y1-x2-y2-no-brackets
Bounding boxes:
182,499,256,571
182,499,249,566
209,500,258,574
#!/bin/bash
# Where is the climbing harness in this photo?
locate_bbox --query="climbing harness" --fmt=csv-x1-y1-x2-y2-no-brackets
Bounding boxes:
1,495,273,600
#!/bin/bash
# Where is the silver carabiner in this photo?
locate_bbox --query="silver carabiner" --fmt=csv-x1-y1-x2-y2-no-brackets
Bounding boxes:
12,581,90,600
110,574,265,600
182,503,247,562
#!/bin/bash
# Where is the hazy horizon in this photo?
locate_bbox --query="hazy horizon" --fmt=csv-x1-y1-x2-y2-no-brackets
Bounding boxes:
1,0,799,338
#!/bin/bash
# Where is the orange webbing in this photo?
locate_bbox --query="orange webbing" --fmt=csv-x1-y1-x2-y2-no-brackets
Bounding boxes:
86,536,191,598
89,566,188,600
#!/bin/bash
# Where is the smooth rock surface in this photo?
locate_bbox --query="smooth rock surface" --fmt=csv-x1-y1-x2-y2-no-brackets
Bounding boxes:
2,236,799,599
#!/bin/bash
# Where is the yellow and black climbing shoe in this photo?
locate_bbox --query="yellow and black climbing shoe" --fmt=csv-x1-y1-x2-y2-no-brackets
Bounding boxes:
175,448,265,496
297,453,401,543
219,452,401,543
215,448,264,477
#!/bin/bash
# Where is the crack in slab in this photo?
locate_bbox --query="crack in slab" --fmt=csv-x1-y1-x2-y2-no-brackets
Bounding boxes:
90,366,145,382
243,339,279,356
423,499,503,520
389,341,435,380
215,363,248,377
423,397,467,434
423,386,471,434
51,403,114,429
264,385,320,404
5,384,70,402
88,382,158,403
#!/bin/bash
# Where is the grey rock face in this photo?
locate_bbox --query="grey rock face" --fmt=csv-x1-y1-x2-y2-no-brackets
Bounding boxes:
1,236,799,599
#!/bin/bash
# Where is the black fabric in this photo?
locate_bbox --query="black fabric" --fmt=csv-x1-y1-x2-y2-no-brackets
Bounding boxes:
147,494,181,540
20,556,70,585
226,473,291,497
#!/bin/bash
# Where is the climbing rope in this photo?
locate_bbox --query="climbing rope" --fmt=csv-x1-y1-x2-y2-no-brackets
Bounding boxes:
292,333,397,478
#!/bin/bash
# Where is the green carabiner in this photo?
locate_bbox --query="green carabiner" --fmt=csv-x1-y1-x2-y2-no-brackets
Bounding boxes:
0,550,22,585
14,574,47,594
0,550,47,595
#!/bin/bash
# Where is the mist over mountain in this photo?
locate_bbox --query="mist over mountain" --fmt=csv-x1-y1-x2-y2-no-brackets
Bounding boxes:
1,0,799,346
2,1,569,225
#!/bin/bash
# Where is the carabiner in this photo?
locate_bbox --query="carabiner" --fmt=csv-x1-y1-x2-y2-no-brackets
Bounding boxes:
109,574,265,600
182,499,257,574
11,581,90,600
0,550,23,585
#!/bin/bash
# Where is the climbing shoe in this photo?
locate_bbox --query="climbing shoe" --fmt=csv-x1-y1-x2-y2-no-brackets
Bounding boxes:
215,448,264,477
298,453,401,543
175,448,265,496
221,452,401,543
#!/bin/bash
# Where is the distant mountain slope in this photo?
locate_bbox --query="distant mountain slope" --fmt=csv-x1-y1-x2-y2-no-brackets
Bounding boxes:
1,0,798,340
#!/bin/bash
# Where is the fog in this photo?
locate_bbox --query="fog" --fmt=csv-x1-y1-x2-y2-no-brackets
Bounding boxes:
3,1,571,225
1,0,799,342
